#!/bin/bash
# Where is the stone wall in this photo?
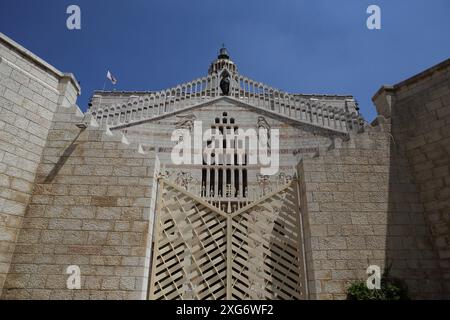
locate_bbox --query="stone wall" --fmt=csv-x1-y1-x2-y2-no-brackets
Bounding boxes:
1,102,157,299
0,32,80,295
373,58,450,298
298,120,443,299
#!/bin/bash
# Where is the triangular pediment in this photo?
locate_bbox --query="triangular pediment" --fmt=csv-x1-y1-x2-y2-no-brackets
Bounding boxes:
90,70,365,136
109,96,351,137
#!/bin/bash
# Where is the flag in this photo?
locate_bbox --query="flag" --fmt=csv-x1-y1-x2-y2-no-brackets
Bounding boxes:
106,70,117,85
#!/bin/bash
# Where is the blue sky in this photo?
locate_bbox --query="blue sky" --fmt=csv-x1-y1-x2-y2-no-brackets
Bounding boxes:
0,0,449,121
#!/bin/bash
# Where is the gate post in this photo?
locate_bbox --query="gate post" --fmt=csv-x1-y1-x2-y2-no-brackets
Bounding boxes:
226,216,232,300
148,178,164,300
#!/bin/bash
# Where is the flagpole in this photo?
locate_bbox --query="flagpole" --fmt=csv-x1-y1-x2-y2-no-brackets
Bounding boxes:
97,74,108,111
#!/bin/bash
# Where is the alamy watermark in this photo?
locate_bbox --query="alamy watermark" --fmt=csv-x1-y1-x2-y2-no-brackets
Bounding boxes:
66,265,81,290
65,5,381,31
171,121,280,175
66,5,81,30
367,5,381,30
366,265,381,290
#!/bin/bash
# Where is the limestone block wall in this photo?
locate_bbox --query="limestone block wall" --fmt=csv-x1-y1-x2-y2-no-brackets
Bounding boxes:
298,121,443,299
373,59,450,298
0,32,80,295
1,101,157,299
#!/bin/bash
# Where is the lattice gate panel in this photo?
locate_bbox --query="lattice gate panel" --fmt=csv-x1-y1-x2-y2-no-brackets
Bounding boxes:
148,179,306,300
230,184,305,300
149,182,228,300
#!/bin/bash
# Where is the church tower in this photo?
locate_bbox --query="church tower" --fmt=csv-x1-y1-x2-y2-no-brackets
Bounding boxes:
208,45,238,76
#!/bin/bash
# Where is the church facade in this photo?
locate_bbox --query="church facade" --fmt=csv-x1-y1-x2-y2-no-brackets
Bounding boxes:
0,32,449,299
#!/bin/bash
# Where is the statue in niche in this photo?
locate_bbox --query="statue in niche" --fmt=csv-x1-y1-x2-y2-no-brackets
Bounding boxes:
257,116,271,152
257,116,271,135
220,71,230,96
